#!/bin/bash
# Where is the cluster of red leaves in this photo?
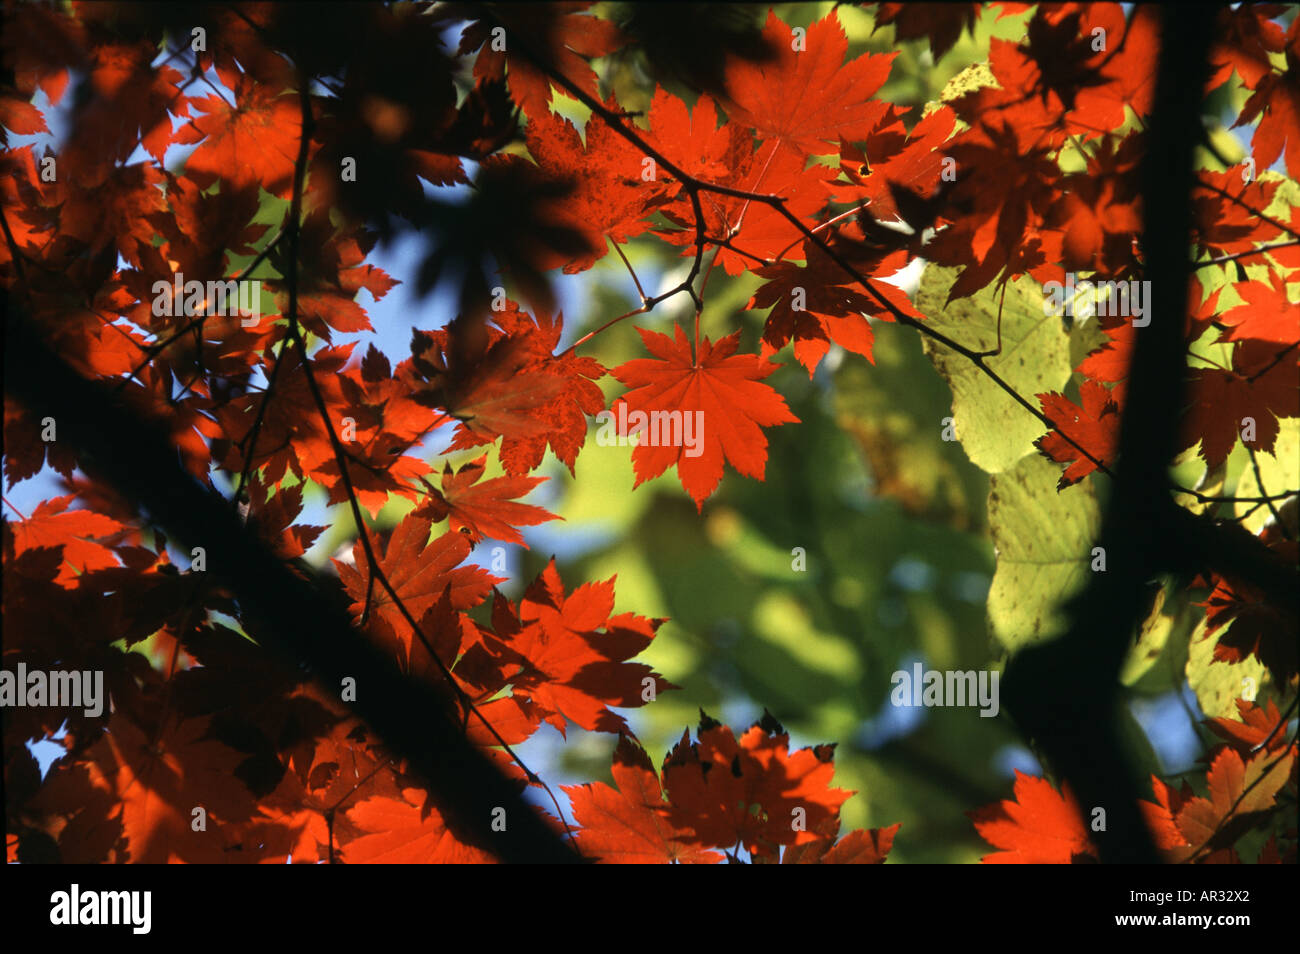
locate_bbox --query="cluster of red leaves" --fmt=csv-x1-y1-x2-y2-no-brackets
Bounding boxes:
971,701,1297,864
566,714,898,864
1,0,1296,865
2,0,914,866
1005,9,1300,488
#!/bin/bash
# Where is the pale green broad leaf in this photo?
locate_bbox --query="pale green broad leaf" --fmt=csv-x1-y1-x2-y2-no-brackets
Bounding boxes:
986,453,1101,650
915,264,1072,474
1120,586,1177,688
1186,616,1270,720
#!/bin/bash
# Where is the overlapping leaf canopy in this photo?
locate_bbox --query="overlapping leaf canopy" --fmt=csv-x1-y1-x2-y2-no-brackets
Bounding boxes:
2,1,1296,864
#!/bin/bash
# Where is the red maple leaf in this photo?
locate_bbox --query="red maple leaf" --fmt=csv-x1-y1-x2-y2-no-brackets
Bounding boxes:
62,38,187,168
56,162,167,271
1077,315,1136,384
1179,339,1299,469
1147,746,1296,863
968,770,1098,864
406,302,605,475
831,104,956,222
962,6,1157,147
643,88,733,189
1209,4,1289,91
267,210,399,341
4,399,80,488
8,494,124,584
414,454,558,546
334,513,503,660
343,787,498,864
310,345,438,520
608,324,799,510
873,3,991,61
175,66,302,197
749,234,921,376
1206,699,1294,756
457,2,625,120
1035,379,1122,488
492,558,674,735
1218,272,1300,344
213,343,350,490
779,815,901,864
35,713,257,863
485,102,669,274
565,735,723,864
229,770,333,864
242,476,326,562
1193,169,1284,259
750,252,882,376
1234,17,1300,180
481,303,607,475
722,11,895,157
410,322,568,455
1139,775,1198,858
661,715,855,859
148,172,270,281
680,142,831,277
646,87,836,277
921,115,1062,299
1201,532,1299,684
1045,137,1144,273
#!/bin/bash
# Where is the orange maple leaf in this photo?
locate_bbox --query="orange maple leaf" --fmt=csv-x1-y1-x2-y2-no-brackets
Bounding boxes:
176,67,302,197
1034,379,1121,488
493,558,674,735
662,715,854,858
608,325,799,510
343,787,498,864
334,514,503,660
565,735,724,864
722,11,895,157
968,770,1098,863
9,494,124,584
415,454,557,546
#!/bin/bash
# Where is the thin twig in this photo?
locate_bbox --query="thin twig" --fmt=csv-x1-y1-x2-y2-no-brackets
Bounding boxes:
278,74,580,848
114,226,287,395
610,239,647,304
1171,485,1297,505
1249,694,1299,756
1247,445,1291,539
506,34,1116,478
1184,728,1298,862
1195,179,1300,242
1196,239,1300,269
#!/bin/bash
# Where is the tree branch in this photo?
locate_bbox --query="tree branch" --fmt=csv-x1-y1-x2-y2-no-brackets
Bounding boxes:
1002,7,1219,865
2,292,581,864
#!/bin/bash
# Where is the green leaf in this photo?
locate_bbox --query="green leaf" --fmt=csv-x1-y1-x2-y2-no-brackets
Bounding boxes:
1186,617,1269,720
986,453,1100,650
916,264,1072,474
1120,586,1177,688
1120,584,1198,694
